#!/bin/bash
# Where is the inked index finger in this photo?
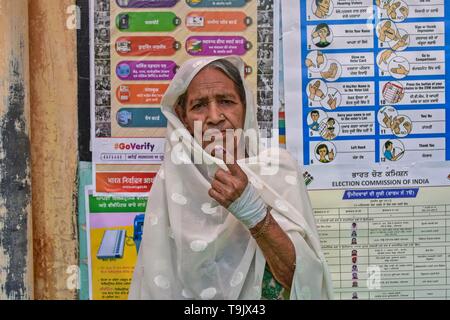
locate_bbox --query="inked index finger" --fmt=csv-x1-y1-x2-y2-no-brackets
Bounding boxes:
221,141,244,177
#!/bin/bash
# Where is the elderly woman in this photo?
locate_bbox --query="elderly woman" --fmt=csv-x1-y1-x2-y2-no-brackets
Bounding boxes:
128,56,333,300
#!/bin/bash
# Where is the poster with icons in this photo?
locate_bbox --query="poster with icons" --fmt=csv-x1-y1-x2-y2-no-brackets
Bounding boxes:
282,0,450,189
90,0,279,194
281,0,450,190
280,0,450,300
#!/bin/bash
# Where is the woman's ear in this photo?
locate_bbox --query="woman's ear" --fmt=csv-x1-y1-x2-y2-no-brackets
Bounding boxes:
175,105,187,126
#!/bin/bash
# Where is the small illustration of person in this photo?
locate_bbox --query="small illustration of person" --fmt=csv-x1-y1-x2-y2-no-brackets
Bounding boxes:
382,111,393,128
352,272,358,280
308,110,321,131
324,91,338,110
305,51,325,70
117,63,131,78
391,116,404,135
308,80,326,101
382,81,404,104
390,32,409,51
376,0,391,10
352,265,358,272
384,140,404,161
352,256,357,264
402,120,412,135
118,85,130,102
320,62,339,80
378,49,395,68
186,15,205,27
383,114,412,137
387,1,409,21
398,5,409,18
351,230,357,237
390,58,410,78
351,237,357,245
116,39,131,54
352,281,358,288
351,223,357,231
312,23,332,48
118,13,129,30
116,110,132,126
378,20,398,42
98,28,109,42
315,51,325,69
321,117,337,140
352,292,359,300
316,143,335,163
314,0,332,19
387,1,401,19
352,249,358,256
187,39,203,53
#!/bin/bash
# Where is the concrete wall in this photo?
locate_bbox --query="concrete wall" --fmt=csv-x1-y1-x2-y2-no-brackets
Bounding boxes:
0,0,79,299
29,0,79,300
0,0,34,300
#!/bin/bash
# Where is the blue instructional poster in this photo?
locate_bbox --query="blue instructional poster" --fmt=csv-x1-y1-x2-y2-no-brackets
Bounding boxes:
283,0,450,173
281,2,450,300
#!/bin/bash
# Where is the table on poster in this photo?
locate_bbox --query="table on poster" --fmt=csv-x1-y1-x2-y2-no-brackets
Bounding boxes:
312,187,450,299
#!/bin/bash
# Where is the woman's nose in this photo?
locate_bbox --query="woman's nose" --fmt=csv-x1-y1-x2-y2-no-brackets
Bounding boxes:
207,102,223,124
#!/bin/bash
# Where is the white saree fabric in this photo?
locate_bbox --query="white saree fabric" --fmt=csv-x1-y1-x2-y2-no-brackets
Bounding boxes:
128,56,334,300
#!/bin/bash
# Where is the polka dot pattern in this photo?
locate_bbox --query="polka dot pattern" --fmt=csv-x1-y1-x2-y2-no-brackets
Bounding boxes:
201,202,217,215
182,289,194,299
200,287,217,300
275,199,289,212
285,175,298,185
154,275,170,289
149,215,158,226
230,272,244,287
171,193,187,205
190,240,208,252
249,176,264,190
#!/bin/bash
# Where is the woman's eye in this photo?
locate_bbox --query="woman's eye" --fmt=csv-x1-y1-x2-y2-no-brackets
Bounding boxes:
192,103,205,109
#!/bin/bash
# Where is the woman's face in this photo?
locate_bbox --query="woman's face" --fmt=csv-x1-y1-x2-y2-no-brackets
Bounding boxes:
319,0,330,9
177,67,246,150
318,27,329,40
318,146,328,158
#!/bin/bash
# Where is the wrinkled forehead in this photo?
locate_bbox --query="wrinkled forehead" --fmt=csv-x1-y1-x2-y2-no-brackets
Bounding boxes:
185,67,238,96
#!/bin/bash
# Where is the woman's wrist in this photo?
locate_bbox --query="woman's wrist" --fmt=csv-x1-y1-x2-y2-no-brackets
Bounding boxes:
227,183,267,228
250,208,272,240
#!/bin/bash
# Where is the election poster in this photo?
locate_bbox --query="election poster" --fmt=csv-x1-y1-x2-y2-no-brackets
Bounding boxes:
281,0,450,299
90,0,280,195
85,186,147,299
282,0,450,189
311,185,450,300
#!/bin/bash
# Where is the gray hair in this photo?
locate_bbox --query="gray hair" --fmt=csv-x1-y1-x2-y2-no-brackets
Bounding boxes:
176,59,246,114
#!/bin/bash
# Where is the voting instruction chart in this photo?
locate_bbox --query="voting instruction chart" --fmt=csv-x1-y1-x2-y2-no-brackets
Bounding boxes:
282,1,450,179
281,0,450,300
90,0,278,195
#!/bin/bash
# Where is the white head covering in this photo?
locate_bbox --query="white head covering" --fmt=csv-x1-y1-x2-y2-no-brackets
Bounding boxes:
128,56,333,300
